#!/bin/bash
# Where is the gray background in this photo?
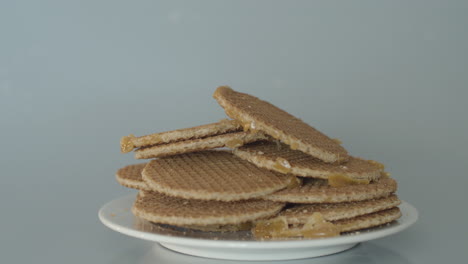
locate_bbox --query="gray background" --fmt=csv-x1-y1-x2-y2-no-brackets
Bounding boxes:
1,0,467,263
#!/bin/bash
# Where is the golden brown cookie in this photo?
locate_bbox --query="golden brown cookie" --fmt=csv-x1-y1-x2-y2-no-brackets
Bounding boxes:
233,141,383,180
280,195,401,224
213,86,348,163
264,177,397,203
115,163,151,191
120,119,242,153
336,207,402,233
135,131,268,159
132,191,285,226
142,150,295,201
252,207,401,239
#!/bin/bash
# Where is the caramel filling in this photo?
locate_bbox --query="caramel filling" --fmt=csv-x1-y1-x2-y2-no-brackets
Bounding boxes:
242,122,251,132
252,213,340,240
273,157,292,174
225,109,240,122
224,110,260,134
287,176,303,189
238,121,259,133
218,118,241,129
252,217,288,239
300,213,341,238
225,138,245,148
270,130,280,139
290,141,299,150
120,134,136,153
328,174,370,187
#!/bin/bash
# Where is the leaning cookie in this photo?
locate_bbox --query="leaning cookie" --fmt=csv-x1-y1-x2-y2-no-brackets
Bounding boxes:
213,86,348,163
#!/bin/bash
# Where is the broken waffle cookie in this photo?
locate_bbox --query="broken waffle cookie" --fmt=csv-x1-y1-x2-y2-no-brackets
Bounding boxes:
213,86,348,163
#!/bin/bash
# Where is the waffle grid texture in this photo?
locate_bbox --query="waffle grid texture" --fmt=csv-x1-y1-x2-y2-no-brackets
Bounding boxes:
280,194,401,223
142,150,293,201
334,207,402,232
234,141,382,180
115,163,151,191
213,86,349,163
135,131,267,159
264,177,397,203
121,119,242,153
132,191,285,226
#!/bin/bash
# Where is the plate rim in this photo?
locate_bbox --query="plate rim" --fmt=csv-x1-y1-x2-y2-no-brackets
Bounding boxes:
99,194,418,249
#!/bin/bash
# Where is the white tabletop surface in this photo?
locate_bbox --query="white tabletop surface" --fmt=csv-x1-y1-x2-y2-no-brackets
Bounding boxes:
1,1,467,263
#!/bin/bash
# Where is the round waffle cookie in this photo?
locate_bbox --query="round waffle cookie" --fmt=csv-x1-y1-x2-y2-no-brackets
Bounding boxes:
142,150,294,201
132,191,285,226
120,119,242,153
134,131,268,159
280,195,401,224
213,86,348,163
233,141,383,181
115,163,151,191
335,207,402,233
264,177,397,204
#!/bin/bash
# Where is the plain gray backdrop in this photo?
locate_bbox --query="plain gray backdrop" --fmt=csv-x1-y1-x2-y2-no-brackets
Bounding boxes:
1,0,467,263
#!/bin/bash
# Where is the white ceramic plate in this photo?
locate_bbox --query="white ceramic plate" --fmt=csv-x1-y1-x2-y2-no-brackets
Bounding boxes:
99,194,418,261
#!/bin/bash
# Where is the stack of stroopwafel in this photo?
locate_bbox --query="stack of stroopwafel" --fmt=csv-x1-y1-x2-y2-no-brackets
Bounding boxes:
115,86,401,239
